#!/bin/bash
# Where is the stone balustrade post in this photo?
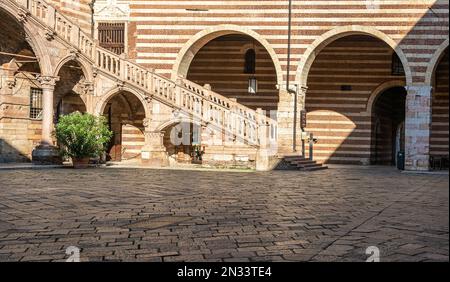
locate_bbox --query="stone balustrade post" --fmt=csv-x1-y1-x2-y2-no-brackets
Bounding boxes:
141,118,169,167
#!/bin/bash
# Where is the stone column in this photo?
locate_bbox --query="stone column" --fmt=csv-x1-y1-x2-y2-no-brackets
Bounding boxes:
276,85,307,155
32,76,62,164
405,85,433,171
141,119,169,167
256,108,273,171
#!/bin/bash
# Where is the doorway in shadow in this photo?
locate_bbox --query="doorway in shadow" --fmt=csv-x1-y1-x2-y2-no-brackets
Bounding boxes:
370,87,407,166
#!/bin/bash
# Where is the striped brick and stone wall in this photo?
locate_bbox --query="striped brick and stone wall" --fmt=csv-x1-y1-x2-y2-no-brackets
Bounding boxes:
304,35,406,164
124,0,448,85
186,35,279,113
431,48,449,157
48,0,93,36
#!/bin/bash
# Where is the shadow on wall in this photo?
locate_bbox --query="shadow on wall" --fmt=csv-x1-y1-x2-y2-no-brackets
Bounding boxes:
304,1,448,166
0,138,31,163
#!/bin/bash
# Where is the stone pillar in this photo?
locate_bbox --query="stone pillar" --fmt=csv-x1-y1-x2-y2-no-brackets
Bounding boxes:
405,85,433,171
256,108,273,171
141,119,169,167
276,85,306,155
32,76,62,164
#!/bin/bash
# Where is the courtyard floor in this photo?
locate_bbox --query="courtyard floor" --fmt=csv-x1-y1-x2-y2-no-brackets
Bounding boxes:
0,166,448,262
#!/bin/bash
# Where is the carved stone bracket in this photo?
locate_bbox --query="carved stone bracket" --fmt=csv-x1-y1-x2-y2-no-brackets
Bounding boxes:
116,80,125,90
18,8,30,23
142,118,151,129
92,67,98,78
68,48,80,60
45,28,56,41
144,95,153,104
82,82,94,95
6,77,16,89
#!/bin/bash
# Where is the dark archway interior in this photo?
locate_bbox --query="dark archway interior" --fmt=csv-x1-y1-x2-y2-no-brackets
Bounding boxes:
370,87,406,165
163,122,202,164
54,60,87,121
187,34,279,114
103,92,145,162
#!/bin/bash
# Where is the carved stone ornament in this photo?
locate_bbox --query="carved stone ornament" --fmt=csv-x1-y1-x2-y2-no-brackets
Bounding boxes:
37,76,59,89
18,8,30,23
45,28,56,41
6,77,16,89
142,118,151,129
116,80,125,90
68,48,80,60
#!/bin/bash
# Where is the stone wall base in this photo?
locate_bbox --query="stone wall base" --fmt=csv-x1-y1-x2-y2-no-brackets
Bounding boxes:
141,150,169,167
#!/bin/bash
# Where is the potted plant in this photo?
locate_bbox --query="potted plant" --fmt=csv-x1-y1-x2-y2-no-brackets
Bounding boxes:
55,112,112,168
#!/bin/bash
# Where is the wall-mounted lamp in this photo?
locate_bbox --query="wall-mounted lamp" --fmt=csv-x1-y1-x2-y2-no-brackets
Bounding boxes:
248,77,258,94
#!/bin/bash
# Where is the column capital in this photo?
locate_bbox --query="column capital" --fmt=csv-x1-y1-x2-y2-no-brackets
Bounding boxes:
38,76,59,90
405,85,433,97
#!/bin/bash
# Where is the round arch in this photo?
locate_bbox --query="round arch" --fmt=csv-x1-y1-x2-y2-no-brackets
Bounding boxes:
94,86,151,118
155,116,205,133
0,3,53,76
365,80,406,116
53,55,94,82
171,24,283,85
425,38,449,85
295,25,413,86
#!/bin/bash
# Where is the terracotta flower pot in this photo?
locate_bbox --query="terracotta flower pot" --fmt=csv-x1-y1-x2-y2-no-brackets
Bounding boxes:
72,157,91,169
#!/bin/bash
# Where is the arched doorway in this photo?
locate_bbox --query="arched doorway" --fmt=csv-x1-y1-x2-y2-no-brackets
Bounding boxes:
101,91,146,162
370,87,407,165
162,121,203,165
302,34,407,165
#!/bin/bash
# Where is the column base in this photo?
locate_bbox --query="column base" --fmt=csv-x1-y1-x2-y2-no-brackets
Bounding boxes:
32,144,63,165
141,149,169,167
405,158,430,171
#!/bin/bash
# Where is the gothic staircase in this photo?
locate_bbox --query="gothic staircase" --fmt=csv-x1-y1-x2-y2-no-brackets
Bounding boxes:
8,0,278,149
276,155,328,171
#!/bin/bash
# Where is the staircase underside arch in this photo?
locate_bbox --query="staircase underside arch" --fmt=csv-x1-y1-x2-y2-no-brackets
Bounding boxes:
0,2,52,76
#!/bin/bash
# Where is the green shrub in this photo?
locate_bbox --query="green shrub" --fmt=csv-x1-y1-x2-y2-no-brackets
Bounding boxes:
55,112,112,160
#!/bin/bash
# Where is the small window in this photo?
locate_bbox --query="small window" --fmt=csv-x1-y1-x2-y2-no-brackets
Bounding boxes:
244,49,256,74
30,88,43,119
392,52,405,76
98,22,125,55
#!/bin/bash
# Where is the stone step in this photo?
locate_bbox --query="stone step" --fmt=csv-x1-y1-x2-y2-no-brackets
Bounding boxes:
278,154,328,171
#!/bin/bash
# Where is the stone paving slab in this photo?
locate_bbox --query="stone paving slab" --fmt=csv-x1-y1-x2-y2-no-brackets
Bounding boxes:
0,166,448,262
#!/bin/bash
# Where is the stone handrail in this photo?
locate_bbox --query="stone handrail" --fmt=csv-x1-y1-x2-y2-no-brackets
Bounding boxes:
12,0,278,146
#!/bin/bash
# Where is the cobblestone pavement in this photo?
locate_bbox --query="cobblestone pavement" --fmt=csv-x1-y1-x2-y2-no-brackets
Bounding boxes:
0,166,448,262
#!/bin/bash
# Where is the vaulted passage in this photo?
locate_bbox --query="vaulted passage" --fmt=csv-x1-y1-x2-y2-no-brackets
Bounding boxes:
102,92,145,162
370,87,406,166
54,60,87,120
304,35,406,165
0,8,42,162
187,34,279,113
